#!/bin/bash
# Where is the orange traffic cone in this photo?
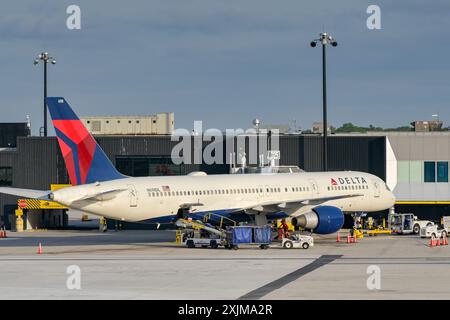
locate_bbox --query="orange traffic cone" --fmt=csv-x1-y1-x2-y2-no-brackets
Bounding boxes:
336,232,341,243
347,232,351,244
2,227,6,238
37,243,43,254
443,236,448,246
429,238,435,247
0,228,4,238
437,238,441,246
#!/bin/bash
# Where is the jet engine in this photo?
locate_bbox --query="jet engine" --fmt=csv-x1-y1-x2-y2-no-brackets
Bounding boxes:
291,206,344,234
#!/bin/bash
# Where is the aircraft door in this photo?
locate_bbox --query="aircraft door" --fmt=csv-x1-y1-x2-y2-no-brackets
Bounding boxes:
308,179,320,195
372,179,381,198
127,184,138,207
258,185,268,200
264,185,270,198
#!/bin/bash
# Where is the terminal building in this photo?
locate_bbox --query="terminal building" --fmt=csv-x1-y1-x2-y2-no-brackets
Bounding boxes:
80,113,174,135
0,124,449,230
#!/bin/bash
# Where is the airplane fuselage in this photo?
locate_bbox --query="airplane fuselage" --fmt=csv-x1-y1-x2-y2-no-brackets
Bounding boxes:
51,171,395,222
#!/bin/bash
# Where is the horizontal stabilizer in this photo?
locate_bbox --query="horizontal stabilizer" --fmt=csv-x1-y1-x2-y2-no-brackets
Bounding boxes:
71,188,127,202
0,187,51,200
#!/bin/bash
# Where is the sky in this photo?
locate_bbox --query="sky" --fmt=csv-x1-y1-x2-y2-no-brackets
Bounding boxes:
1,0,450,135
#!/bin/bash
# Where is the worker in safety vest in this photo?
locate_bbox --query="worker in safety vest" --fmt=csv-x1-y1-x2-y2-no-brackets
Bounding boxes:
277,219,290,239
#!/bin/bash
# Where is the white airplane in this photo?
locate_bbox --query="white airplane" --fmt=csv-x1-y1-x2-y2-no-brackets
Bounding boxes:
0,97,395,234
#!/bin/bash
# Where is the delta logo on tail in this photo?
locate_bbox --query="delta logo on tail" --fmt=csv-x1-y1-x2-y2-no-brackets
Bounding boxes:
47,97,125,185
53,119,96,185
331,177,368,185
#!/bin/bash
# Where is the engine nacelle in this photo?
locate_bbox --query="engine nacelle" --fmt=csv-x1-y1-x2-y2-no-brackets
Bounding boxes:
291,206,344,234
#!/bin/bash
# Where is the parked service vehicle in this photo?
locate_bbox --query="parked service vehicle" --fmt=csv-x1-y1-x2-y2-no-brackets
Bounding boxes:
389,213,433,234
184,236,222,249
420,225,448,239
411,216,434,234
177,219,225,249
444,216,450,230
282,234,314,249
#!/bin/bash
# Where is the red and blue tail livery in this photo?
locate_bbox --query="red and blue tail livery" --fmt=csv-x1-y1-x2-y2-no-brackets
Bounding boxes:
47,97,126,185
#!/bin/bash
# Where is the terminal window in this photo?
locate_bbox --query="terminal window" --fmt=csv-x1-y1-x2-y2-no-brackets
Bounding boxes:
0,167,12,186
437,162,448,182
424,161,449,183
424,162,435,182
115,156,185,177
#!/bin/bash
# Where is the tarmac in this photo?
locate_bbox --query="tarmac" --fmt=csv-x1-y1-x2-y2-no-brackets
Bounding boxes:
0,229,449,299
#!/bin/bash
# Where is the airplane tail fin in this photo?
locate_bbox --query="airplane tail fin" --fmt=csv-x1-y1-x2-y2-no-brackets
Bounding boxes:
47,97,126,185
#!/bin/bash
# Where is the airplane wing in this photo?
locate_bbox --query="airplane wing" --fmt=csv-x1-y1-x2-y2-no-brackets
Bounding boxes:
0,187,51,200
179,202,204,212
233,193,364,214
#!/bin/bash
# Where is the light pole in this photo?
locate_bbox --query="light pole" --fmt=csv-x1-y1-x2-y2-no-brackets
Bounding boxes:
310,33,337,172
253,118,260,166
34,52,56,137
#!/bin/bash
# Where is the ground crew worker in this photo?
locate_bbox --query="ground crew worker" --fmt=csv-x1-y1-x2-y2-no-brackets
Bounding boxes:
99,217,107,232
281,218,290,238
277,222,284,240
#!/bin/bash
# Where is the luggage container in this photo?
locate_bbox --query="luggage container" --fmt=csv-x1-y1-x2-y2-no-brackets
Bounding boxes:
225,225,272,250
